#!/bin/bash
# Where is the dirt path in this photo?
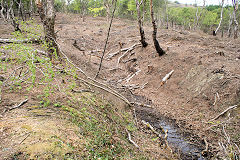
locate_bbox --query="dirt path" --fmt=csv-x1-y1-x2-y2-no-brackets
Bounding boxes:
55,13,240,158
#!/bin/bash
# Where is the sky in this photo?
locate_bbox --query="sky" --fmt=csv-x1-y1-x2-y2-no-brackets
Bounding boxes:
169,0,232,6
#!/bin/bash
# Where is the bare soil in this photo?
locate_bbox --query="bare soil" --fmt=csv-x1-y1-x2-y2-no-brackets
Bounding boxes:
54,13,240,157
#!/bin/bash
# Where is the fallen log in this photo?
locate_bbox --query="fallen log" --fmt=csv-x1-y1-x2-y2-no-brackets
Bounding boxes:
0,38,41,44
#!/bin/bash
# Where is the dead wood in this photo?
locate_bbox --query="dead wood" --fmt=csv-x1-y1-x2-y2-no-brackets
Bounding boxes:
123,58,137,63
9,99,28,111
72,88,94,93
126,69,141,83
19,132,31,144
0,38,41,44
142,120,172,152
126,129,139,148
130,102,153,108
142,120,164,139
202,137,209,156
210,105,238,121
107,43,141,59
117,44,140,66
160,70,174,86
55,39,132,107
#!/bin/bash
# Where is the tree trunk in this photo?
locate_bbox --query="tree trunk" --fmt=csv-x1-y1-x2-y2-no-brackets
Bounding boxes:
195,0,205,29
1,0,6,21
36,0,59,59
6,1,11,20
135,0,148,48
10,0,21,32
30,0,33,17
215,0,224,35
232,0,238,39
15,0,25,20
150,0,165,56
228,11,233,37
164,0,168,29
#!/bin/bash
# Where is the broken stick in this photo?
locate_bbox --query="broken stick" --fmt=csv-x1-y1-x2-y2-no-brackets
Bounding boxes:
160,70,174,86
126,70,141,83
0,38,40,44
210,104,238,121
126,129,139,148
130,102,153,108
9,99,28,110
107,43,141,59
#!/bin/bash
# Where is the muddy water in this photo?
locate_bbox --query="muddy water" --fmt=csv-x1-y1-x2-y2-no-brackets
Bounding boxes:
132,95,206,160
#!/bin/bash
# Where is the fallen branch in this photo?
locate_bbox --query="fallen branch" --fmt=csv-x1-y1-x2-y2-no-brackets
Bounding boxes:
19,132,31,144
130,102,153,108
72,88,94,93
117,44,140,66
107,43,141,59
210,105,238,121
34,49,48,56
54,39,132,107
142,120,164,139
9,99,28,110
0,38,41,44
160,70,174,86
126,129,139,148
213,92,220,106
126,69,141,83
202,137,209,156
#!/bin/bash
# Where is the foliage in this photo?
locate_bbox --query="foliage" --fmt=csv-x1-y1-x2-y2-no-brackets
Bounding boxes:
88,6,105,17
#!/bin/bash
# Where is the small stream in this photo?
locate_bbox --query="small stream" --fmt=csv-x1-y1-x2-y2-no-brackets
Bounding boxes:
131,94,207,160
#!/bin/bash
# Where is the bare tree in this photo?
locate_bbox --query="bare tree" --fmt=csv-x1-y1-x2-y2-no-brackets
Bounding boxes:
150,0,165,56
214,0,225,35
135,0,148,47
104,0,114,22
35,0,59,59
194,0,205,29
14,0,25,20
